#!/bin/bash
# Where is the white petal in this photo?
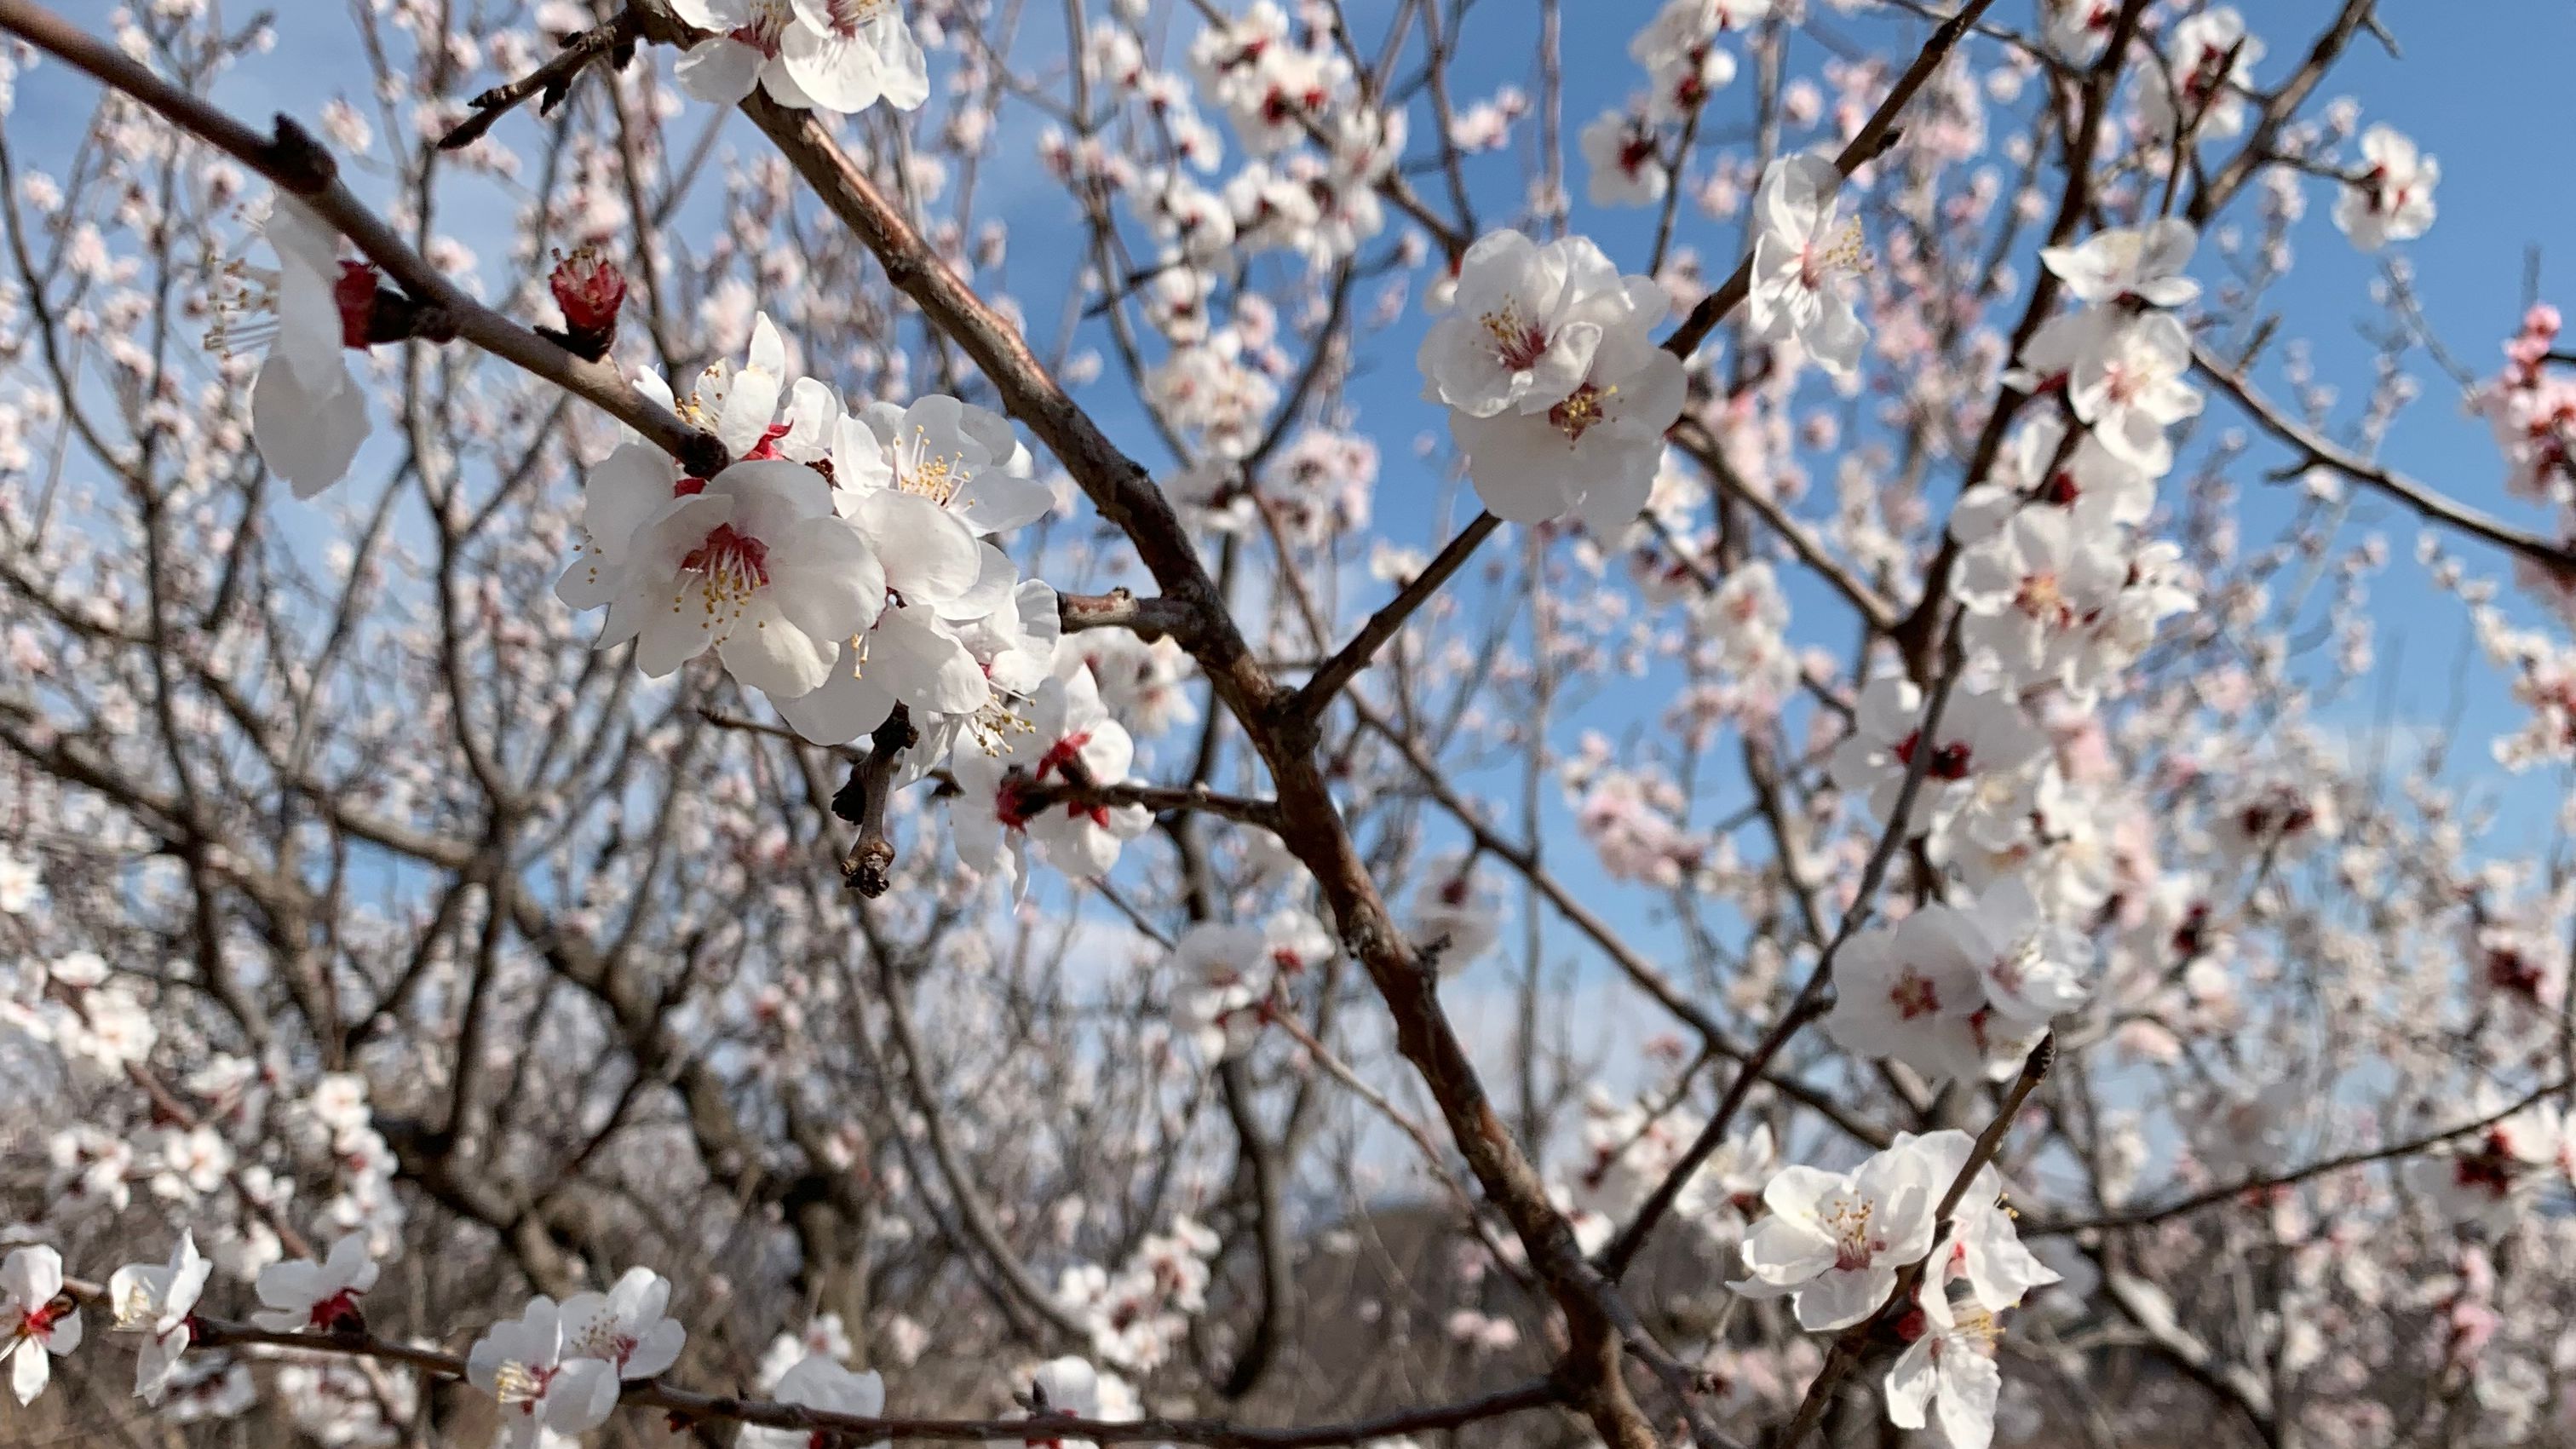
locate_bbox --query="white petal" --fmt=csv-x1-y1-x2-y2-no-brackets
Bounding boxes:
776,653,898,745
1935,1349,2002,1449
717,595,837,698
858,489,982,604
675,38,763,106
1884,1335,1938,1429
253,356,368,497
583,441,683,555
625,1319,686,1381
1795,1266,1892,1331
764,519,888,644
870,19,930,111
871,611,990,713
781,27,883,114
716,348,785,459
10,1338,47,1405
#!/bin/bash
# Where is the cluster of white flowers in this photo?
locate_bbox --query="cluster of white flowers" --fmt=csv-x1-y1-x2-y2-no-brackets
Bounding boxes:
1167,911,1334,1061
5,951,154,1077
1053,1216,1222,1370
1689,559,1803,718
62,1230,694,1447
1187,2,1349,156
1812,221,2214,1090
2405,1096,2576,1231
670,0,928,114
16,1214,1209,1449
1732,1131,2058,1449
2140,5,2261,146
1418,230,1687,530
1827,880,2091,1084
541,315,1183,888
1555,1093,1774,1252
466,1268,687,1447
1962,221,2204,695
1580,0,1774,207
1060,4,1403,524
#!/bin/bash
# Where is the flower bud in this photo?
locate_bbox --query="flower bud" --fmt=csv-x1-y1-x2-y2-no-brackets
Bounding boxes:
545,245,625,360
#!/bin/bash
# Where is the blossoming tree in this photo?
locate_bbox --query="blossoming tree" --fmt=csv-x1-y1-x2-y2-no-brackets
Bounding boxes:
0,1,2569,1447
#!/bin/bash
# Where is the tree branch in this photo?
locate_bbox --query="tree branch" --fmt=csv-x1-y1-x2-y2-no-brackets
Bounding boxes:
162,1310,1562,1447
0,0,732,478
2194,343,2576,577
1285,510,1501,722
435,8,645,152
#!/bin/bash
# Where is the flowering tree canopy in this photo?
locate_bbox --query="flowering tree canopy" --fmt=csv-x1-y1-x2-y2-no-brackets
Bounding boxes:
0,1,2572,1447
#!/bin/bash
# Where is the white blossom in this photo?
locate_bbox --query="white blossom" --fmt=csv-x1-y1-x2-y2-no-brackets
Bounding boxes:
250,1233,379,1333
1732,1139,1943,1330
2333,124,2438,250
743,1354,887,1449
467,1297,623,1449
1,1246,78,1406
1748,154,1870,377
107,1232,211,1404
213,198,372,496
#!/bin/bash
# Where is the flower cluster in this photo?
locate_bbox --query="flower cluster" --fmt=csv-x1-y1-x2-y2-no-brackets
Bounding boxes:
543,315,1163,887
2405,1097,2576,1231
1962,221,2203,696
1580,0,1773,207
1419,230,1687,530
466,1269,687,1448
1055,3,1404,526
1827,880,2092,1084
1555,1092,1775,1252
671,0,928,114
1167,911,1333,1061
2141,6,2261,146
1052,1217,1222,1370
1732,1131,2058,1449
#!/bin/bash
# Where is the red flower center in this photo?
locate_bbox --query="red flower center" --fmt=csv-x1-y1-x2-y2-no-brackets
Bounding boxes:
680,524,771,588
1890,970,1942,1020
1892,731,1974,780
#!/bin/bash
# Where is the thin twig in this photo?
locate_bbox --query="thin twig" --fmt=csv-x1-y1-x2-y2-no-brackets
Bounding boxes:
436,9,645,152
1286,510,1502,722
0,0,731,478
2029,1076,2570,1237
2194,343,2576,578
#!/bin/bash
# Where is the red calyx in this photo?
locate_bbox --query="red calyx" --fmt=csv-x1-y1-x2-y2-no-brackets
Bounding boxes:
1892,730,1974,780
334,261,385,349
311,1290,366,1336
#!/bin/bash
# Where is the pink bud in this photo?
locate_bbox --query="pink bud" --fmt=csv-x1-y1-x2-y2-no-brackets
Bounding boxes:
546,245,626,359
